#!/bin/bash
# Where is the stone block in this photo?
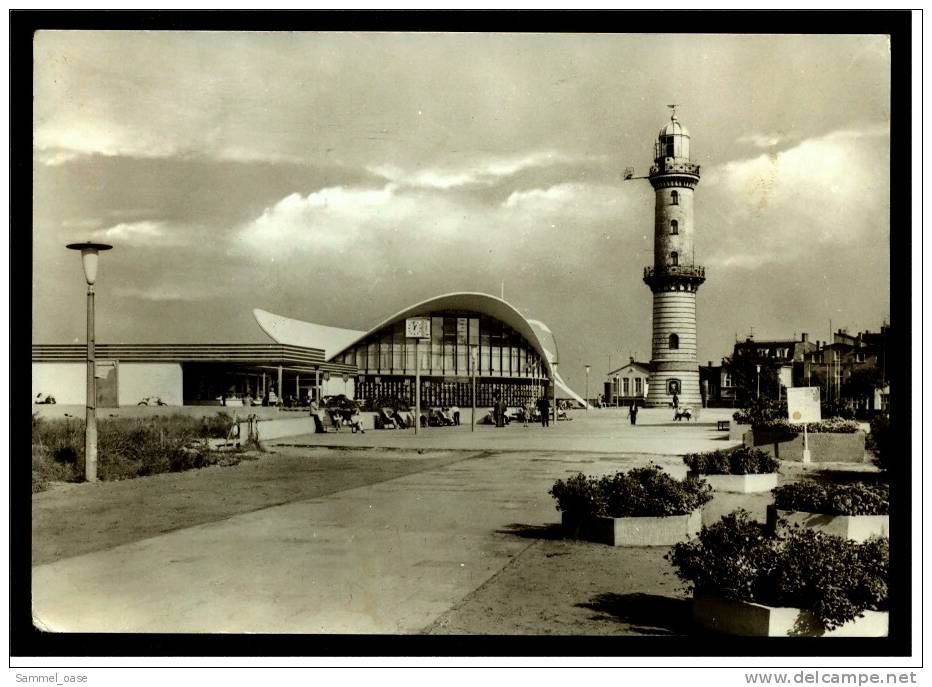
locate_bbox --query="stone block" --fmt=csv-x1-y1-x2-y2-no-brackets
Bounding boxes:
766,505,889,542
692,593,888,637
561,509,701,546
747,430,866,463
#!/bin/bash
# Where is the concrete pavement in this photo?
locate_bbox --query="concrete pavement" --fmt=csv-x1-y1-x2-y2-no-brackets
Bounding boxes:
33,449,692,633
32,408,741,633
273,407,738,455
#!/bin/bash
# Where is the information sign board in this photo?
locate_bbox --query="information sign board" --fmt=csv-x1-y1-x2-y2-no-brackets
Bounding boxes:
786,386,821,424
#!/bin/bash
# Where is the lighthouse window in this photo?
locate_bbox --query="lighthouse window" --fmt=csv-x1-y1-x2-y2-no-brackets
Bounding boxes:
671,251,679,266
669,334,680,350
671,191,679,205
671,220,678,235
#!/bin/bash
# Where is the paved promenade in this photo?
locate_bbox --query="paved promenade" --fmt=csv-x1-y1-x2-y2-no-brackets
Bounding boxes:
275,407,738,455
32,407,740,634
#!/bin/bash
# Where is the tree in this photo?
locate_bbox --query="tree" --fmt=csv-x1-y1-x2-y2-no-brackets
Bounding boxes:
841,366,885,404
725,354,780,407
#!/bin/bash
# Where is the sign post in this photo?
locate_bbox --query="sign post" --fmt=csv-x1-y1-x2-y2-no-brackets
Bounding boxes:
406,318,431,435
786,386,821,464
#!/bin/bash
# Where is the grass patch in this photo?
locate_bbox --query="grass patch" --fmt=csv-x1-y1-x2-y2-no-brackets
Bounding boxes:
32,412,238,491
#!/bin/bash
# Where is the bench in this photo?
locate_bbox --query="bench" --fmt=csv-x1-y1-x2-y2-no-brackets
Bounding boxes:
717,420,729,431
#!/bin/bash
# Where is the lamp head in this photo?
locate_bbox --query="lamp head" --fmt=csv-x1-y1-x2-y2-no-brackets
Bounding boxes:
66,242,112,285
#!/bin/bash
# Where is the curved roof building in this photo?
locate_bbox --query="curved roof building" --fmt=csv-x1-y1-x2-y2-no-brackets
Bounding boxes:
254,292,586,408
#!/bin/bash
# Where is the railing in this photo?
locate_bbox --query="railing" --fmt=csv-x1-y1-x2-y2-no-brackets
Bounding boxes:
644,265,706,280
649,160,701,176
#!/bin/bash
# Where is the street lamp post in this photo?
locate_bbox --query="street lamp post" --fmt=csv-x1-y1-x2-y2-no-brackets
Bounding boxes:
756,364,761,400
551,361,558,425
471,346,478,433
585,365,591,412
66,241,112,482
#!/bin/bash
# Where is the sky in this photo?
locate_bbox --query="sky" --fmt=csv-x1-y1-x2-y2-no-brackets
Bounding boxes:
32,31,892,394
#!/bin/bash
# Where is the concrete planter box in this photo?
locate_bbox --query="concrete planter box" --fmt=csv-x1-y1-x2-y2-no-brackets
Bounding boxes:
729,422,751,442
561,509,701,547
766,505,889,542
746,429,866,463
687,471,778,494
692,593,888,637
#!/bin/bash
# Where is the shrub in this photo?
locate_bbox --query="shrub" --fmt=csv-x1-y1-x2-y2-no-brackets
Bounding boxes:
867,414,890,472
771,481,889,515
550,465,713,518
31,413,237,487
668,510,888,630
753,418,861,434
682,446,779,475
733,399,787,425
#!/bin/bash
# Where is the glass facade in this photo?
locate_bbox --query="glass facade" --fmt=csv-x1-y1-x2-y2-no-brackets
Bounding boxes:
341,311,549,407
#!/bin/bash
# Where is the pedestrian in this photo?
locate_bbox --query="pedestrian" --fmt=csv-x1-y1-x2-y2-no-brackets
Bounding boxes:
628,402,639,426
497,398,508,427
537,396,550,427
523,398,534,428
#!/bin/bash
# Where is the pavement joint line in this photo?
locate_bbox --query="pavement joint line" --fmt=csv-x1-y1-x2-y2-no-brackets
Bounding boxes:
33,449,491,567
419,537,545,635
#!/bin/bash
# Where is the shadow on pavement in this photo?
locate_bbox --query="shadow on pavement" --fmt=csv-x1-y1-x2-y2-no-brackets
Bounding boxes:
576,592,692,635
496,523,564,540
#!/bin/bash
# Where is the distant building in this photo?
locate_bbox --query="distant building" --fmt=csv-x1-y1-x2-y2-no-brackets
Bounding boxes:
731,332,817,394
802,326,890,413
604,358,650,407
33,292,588,409
699,359,736,408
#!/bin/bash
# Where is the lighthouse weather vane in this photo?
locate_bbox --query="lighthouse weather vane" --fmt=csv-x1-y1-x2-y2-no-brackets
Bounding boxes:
667,103,678,118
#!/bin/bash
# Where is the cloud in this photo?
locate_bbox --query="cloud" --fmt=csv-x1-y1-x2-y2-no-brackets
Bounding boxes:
701,125,889,269
736,132,787,148
90,220,184,246
366,151,598,190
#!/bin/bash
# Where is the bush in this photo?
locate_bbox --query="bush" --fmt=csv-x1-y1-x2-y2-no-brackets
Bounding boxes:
771,481,889,515
683,446,779,475
867,414,890,472
821,400,856,420
668,510,888,630
753,418,861,434
733,399,787,425
550,465,713,518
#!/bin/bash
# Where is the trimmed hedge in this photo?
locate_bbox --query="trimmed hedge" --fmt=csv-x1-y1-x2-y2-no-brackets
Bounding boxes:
682,446,779,475
771,481,889,516
549,465,713,519
668,510,888,630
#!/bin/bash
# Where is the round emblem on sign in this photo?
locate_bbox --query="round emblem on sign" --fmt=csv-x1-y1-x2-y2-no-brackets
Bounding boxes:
792,411,801,420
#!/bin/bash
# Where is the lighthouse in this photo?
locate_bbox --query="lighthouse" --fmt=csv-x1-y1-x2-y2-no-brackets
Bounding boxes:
642,108,705,408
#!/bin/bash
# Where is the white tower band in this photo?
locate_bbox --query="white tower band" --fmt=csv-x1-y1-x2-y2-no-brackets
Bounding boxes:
643,108,705,408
